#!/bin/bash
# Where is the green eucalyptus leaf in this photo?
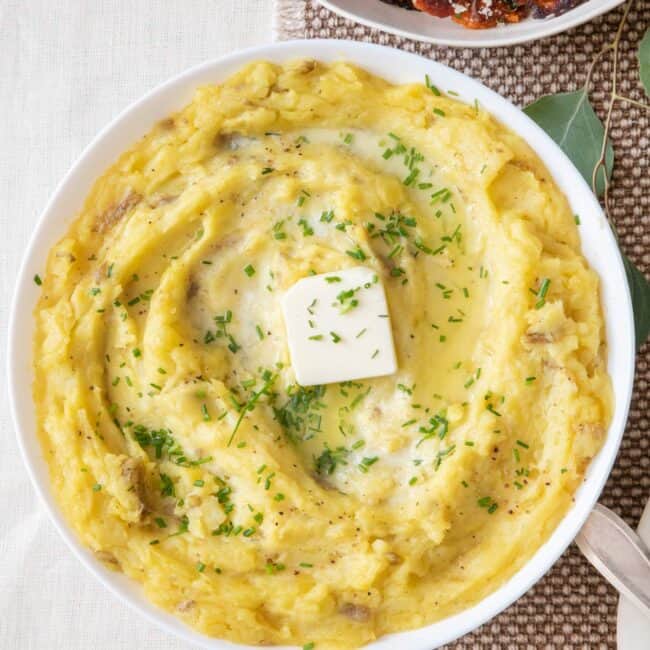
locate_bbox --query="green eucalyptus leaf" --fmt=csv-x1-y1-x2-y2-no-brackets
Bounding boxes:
524,89,614,197
623,253,650,351
639,28,650,98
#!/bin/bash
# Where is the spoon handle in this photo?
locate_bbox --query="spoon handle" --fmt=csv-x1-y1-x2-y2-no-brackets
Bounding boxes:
575,503,650,616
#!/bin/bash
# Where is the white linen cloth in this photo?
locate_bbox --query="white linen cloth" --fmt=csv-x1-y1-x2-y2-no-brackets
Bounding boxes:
0,2,274,647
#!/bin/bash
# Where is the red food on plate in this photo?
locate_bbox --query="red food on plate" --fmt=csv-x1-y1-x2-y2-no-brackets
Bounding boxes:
412,0,454,17
382,0,583,28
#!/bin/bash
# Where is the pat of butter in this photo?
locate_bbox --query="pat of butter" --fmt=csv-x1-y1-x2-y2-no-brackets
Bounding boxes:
281,267,397,386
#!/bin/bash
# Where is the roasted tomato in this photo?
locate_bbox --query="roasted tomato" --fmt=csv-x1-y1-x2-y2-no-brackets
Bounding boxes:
412,0,454,17
451,0,527,29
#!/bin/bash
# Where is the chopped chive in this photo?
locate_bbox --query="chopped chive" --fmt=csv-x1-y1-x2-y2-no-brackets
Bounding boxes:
33,274,42,286
256,325,265,340
414,238,433,255
244,264,255,277
346,246,367,261
403,168,420,186
358,456,378,473
486,404,501,417
201,403,211,421
535,278,551,309
298,217,314,236
329,331,341,343
424,74,441,96
433,108,446,117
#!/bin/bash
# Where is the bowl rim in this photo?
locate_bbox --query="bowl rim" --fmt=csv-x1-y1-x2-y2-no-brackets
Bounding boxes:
317,0,626,48
7,38,636,650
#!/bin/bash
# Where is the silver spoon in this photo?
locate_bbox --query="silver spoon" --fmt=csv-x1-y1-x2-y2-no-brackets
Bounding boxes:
575,503,650,617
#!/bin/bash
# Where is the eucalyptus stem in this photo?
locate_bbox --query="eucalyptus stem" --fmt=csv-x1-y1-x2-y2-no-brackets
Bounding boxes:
583,43,613,93
586,0,647,223
615,94,650,110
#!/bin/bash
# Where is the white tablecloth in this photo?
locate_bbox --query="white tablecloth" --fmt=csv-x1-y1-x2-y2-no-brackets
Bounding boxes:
0,2,274,647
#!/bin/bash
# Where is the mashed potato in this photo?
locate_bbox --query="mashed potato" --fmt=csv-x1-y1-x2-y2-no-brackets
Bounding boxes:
33,60,612,649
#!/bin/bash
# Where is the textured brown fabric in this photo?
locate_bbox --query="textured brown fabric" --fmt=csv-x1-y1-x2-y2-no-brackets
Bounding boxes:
274,1,650,646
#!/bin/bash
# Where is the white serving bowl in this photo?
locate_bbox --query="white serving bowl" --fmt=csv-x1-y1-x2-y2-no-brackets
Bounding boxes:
7,39,635,649
318,0,625,48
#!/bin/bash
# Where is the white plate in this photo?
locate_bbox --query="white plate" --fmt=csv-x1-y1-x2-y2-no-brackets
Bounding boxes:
7,39,636,650
617,499,650,649
318,0,625,47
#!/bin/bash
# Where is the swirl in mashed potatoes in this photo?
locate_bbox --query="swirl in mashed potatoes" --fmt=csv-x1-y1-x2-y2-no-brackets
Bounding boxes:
34,60,612,649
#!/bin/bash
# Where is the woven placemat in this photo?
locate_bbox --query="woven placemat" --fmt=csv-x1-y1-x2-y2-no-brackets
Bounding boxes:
273,1,650,647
